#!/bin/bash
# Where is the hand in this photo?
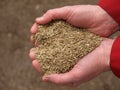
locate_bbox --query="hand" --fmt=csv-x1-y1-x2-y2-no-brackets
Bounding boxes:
31,5,119,37
29,38,114,87
29,5,117,87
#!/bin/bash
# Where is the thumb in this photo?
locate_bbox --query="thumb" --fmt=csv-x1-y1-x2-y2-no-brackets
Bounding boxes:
36,7,71,24
42,72,76,85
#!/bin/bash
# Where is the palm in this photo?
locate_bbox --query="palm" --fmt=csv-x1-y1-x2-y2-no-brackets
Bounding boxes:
29,39,113,86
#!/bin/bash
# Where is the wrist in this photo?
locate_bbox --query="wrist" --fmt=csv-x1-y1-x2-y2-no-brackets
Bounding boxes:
92,5,120,36
100,38,114,72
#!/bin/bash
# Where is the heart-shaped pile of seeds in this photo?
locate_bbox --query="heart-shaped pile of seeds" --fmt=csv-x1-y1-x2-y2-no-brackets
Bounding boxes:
33,20,102,75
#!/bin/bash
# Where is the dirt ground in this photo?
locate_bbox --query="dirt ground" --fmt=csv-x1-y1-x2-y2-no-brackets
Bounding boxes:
0,0,120,90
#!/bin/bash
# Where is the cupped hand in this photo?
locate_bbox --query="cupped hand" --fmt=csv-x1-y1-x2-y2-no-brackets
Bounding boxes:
29,38,114,87
31,5,119,37
29,5,117,87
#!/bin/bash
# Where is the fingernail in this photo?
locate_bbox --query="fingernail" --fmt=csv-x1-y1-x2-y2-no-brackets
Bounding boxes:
36,17,44,21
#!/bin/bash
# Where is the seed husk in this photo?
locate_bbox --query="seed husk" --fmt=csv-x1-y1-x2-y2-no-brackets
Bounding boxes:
33,20,103,75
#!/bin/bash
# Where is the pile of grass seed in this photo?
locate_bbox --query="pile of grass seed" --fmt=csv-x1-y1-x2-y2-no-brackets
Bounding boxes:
33,20,103,75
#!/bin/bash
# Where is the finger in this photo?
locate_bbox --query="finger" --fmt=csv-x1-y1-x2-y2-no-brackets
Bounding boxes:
30,35,39,46
30,23,38,34
32,60,43,74
36,7,71,24
35,42,39,47
29,48,36,60
42,71,76,85
41,57,91,85
30,35,35,44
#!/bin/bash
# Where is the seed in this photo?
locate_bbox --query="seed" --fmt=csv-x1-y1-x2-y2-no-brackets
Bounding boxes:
33,20,103,75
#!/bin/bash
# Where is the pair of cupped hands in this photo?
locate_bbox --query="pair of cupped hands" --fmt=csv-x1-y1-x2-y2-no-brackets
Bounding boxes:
29,5,119,87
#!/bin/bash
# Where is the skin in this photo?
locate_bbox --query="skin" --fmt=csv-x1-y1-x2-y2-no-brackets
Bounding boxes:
29,5,119,87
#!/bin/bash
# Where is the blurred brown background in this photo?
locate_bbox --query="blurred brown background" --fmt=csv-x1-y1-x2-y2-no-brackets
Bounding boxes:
0,0,120,90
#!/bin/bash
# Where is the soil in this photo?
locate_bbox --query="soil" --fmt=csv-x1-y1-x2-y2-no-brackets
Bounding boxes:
0,0,120,90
